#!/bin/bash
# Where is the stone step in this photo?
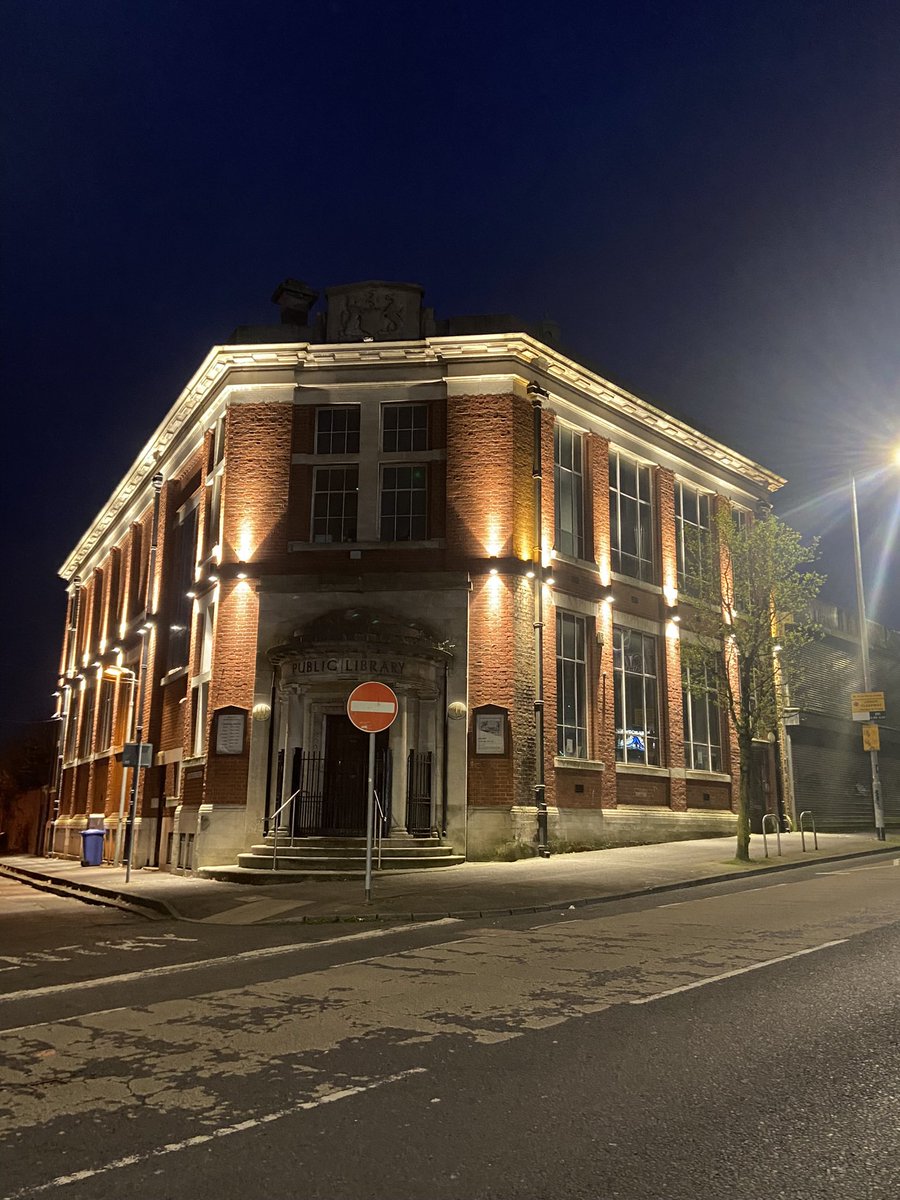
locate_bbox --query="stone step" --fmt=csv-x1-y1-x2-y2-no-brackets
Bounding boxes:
249,843,457,859
261,835,441,848
235,852,465,873
198,864,462,885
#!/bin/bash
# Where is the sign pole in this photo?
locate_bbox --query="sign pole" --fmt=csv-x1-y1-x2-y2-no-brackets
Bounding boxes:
365,731,376,903
346,680,399,906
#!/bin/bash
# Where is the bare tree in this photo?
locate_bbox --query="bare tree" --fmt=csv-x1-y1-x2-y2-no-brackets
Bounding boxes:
679,509,823,861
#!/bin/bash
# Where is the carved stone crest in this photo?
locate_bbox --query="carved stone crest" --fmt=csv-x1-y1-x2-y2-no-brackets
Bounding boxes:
325,281,423,343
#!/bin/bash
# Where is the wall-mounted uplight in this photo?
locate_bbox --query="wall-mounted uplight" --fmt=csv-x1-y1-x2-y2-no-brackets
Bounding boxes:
489,567,498,576
525,570,535,580
603,590,614,604
170,624,186,633
236,571,248,580
545,576,555,587
208,574,219,584
186,590,196,600
773,643,783,653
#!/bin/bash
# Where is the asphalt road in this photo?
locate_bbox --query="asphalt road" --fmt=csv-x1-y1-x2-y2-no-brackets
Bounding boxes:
1,858,899,1199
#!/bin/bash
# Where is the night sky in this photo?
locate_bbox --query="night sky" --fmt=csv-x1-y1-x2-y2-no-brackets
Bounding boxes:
3,0,899,740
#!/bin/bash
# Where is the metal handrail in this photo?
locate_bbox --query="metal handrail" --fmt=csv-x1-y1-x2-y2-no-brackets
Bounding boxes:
374,789,384,869
271,787,302,872
799,810,818,852
761,812,782,859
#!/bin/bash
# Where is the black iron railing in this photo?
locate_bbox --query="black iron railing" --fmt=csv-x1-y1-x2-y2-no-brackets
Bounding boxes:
406,750,434,835
270,748,393,837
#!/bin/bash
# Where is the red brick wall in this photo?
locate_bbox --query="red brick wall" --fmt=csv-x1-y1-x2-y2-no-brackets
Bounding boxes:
587,434,617,808
656,467,686,809
617,773,668,806
223,403,293,568
687,781,731,809
203,577,259,807
446,392,517,559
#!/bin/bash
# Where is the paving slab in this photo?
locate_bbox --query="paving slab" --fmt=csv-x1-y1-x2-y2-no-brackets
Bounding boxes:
2,832,898,926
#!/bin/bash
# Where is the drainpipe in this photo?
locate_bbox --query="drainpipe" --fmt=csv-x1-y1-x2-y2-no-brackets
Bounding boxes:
527,381,550,857
125,471,164,882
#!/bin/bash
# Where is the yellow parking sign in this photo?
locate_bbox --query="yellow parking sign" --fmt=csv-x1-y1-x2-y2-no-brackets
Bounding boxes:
862,724,880,752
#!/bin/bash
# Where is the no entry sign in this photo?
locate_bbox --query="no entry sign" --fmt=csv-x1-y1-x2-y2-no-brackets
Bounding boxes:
347,681,399,733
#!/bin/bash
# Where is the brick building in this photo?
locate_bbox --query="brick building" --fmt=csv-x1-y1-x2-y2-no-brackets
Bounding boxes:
50,279,784,872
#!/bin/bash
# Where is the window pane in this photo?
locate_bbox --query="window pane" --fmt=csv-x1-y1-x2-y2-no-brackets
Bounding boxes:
556,612,588,758
554,425,585,559
315,407,360,454
610,454,654,581
614,625,659,764
380,464,427,541
312,466,359,542
383,404,428,452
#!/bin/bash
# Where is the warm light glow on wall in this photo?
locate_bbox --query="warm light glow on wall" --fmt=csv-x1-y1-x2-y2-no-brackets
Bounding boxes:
237,521,255,564
666,620,681,640
484,518,504,559
541,538,552,569
236,579,252,596
663,581,678,607
486,572,503,610
598,554,611,588
513,531,532,560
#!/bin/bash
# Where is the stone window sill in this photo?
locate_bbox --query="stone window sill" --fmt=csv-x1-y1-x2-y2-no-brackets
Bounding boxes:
554,756,605,773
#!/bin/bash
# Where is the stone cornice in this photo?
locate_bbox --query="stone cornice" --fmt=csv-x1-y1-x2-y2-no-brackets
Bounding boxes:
59,332,784,580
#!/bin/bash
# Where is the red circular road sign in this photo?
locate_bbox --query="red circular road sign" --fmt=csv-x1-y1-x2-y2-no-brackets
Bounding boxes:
346,681,399,733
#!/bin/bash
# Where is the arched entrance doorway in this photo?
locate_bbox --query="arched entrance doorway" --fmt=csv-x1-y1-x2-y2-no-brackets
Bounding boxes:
266,608,452,840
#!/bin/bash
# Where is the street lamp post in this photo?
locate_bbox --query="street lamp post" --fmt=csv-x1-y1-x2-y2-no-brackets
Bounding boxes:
849,472,886,840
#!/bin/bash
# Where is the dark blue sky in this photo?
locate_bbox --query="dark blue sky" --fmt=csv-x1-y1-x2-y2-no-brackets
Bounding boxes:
2,0,899,736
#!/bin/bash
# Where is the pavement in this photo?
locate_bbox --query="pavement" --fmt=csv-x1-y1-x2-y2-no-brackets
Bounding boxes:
2,830,898,926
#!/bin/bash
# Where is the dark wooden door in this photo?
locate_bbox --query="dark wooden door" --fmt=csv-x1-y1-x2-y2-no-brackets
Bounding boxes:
322,716,387,834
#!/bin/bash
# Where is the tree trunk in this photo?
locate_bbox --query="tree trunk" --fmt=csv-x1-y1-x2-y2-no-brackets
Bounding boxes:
736,734,753,862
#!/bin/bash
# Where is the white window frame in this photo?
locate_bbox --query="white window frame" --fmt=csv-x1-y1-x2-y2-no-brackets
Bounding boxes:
675,481,712,594
379,462,428,542
310,464,360,544
613,625,661,766
554,424,586,560
556,610,589,759
609,451,656,583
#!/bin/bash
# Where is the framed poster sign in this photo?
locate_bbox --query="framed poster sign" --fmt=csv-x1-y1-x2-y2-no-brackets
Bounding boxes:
473,705,508,756
214,707,247,755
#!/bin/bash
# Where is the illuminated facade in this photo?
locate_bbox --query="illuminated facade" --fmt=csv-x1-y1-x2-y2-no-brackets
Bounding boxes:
50,280,784,872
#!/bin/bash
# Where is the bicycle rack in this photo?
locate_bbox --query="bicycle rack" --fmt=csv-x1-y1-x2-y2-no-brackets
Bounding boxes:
799,810,818,851
761,812,782,858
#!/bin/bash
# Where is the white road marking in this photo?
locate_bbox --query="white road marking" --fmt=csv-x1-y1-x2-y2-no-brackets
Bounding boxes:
3,1007,131,1035
0,918,460,1004
630,938,848,1005
201,897,313,924
816,862,899,875
2,1067,427,1198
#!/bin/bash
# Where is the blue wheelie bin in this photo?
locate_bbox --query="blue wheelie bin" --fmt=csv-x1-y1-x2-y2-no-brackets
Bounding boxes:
80,828,105,866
